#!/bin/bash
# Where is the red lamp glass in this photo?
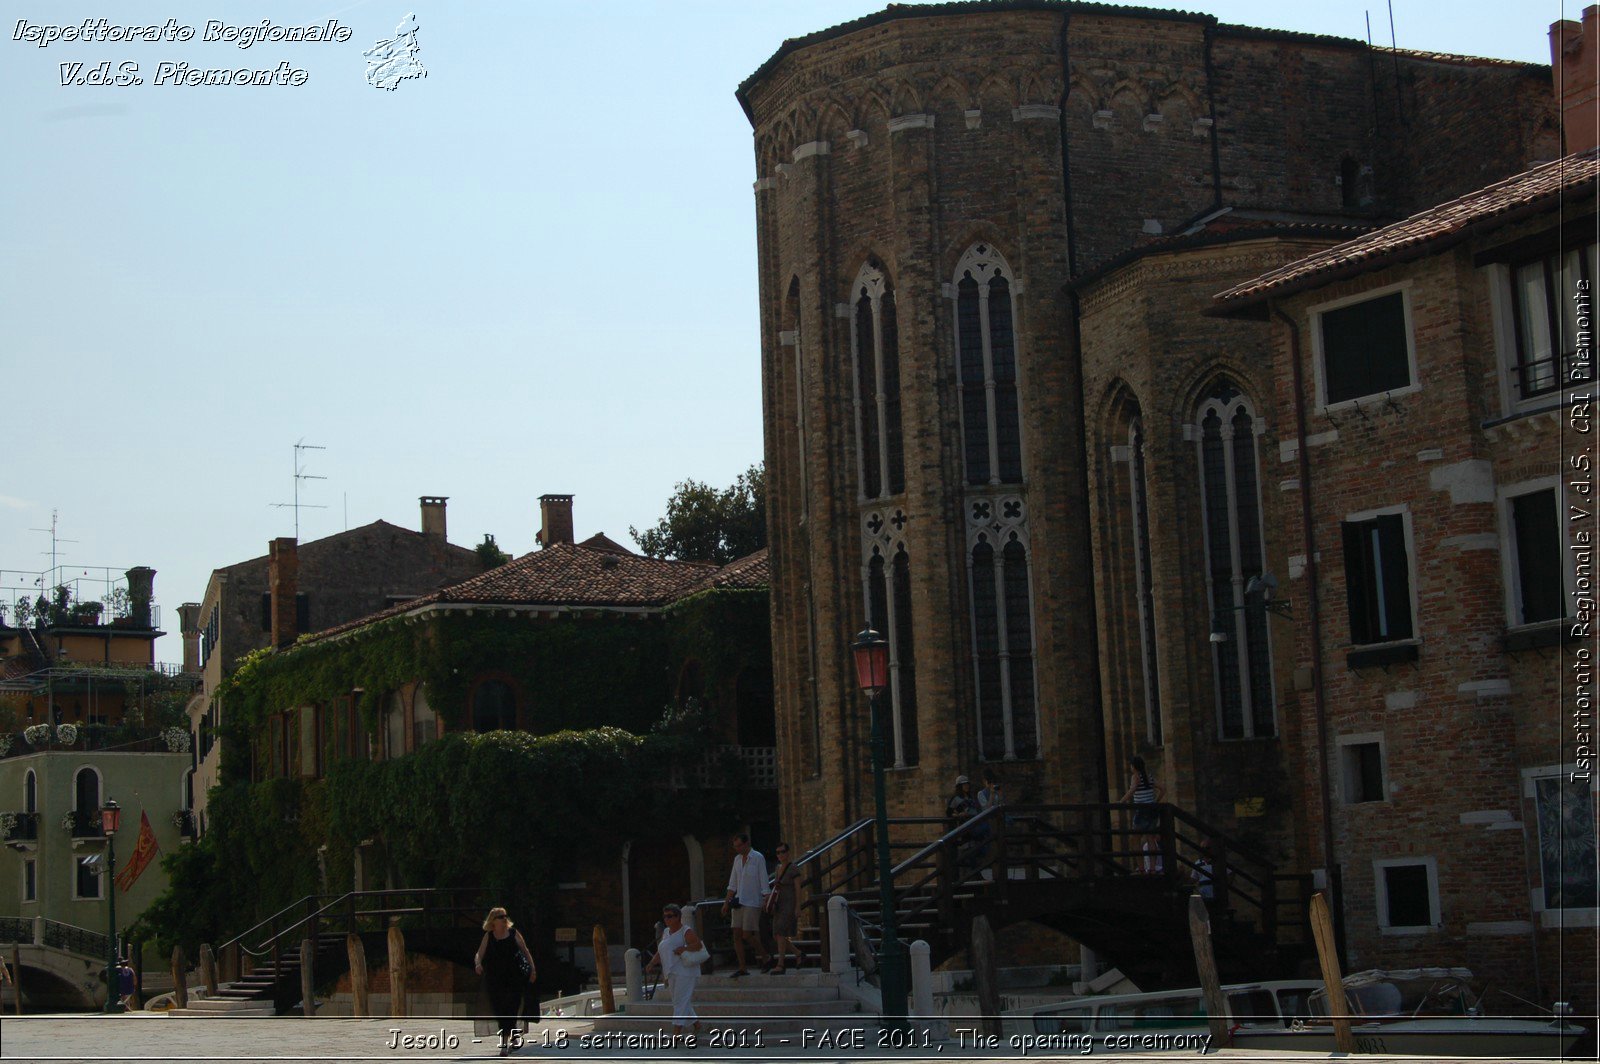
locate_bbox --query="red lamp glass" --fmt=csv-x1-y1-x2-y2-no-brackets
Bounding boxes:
851,627,890,695
100,799,121,837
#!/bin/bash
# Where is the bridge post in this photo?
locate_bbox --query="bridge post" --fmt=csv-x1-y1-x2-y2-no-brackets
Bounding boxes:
199,943,218,997
970,915,1001,1038
387,922,408,1018
31,916,42,946
171,946,188,1010
300,938,316,1017
624,948,643,1004
593,925,615,1014
908,940,933,1019
826,896,850,974
348,933,369,1017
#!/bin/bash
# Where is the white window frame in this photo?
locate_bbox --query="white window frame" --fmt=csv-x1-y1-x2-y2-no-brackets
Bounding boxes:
1498,477,1575,629
1309,282,1421,413
1342,503,1420,649
964,496,1041,762
1523,764,1599,928
71,854,103,901
21,856,36,903
1337,732,1389,805
1486,242,1600,416
1194,389,1277,740
948,243,1028,488
1373,855,1441,934
23,768,36,813
71,766,103,822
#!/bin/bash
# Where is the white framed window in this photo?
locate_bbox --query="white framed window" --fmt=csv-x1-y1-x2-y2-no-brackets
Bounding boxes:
1337,733,1388,804
1341,505,1417,647
383,691,405,759
1524,766,1598,927
850,262,905,500
1194,380,1275,739
24,769,36,813
1310,283,1420,411
1499,478,1571,627
1373,856,1440,934
72,854,103,901
22,857,36,902
412,687,437,750
951,243,1025,487
1488,242,1598,412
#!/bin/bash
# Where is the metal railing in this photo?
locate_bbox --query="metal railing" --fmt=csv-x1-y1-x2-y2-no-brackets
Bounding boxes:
0,917,31,944
42,918,109,958
2,812,39,841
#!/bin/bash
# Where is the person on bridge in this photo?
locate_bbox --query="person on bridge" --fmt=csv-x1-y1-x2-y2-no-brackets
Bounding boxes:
646,903,705,1035
764,841,804,973
473,907,537,1057
721,833,772,977
1120,756,1164,874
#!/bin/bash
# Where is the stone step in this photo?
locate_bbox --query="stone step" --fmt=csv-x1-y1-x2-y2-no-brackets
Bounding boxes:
624,999,848,1019
678,985,843,1003
688,970,837,989
170,997,278,1016
591,1013,866,1037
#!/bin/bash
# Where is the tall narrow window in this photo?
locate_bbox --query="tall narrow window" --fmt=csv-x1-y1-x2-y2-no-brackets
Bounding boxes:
865,542,918,768
967,497,1039,761
852,264,905,499
1196,382,1274,739
953,245,1024,486
1129,416,1162,745
1504,485,1567,625
1510,243,1597,399
1341,511,1414,644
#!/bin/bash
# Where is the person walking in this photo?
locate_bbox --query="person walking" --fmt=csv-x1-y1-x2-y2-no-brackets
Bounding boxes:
645,903,705,1035
764,842,804,973
721,834,772,977
473,907,537,1056
1119,756,1164,874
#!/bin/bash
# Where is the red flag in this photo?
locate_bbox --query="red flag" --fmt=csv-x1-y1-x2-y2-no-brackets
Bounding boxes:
115,811,160,893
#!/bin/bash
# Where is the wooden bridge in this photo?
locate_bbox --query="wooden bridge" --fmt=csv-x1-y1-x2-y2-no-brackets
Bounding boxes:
794,803,1314,989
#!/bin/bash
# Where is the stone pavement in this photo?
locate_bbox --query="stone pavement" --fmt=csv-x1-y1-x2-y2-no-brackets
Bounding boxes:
0,1013,1468,1062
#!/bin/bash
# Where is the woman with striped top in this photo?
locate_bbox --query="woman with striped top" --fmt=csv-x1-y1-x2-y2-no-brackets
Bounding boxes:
1119,756,1164,874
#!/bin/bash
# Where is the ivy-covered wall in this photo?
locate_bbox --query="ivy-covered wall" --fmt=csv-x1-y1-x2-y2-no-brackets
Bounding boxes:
143,587,774,956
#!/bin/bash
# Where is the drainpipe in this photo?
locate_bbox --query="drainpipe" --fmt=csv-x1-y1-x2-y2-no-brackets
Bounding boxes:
1273,299,1343,960
1058,12,1110,807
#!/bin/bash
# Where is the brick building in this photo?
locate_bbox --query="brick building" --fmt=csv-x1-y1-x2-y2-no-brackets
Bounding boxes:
740,0,1587,1006
183,497,481,830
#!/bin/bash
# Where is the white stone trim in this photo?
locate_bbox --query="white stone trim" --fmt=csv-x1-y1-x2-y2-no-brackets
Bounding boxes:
1092,109,1113,130
778,330,798,347
1335,732,1388,804
1192,117,1214,136
1459,810,1514,825
888,113,935,132
1372,855,1442,934
1142,113,1164,132
1384,690,1417,710
1013,104,1056,122
1309,281,1422,413
964,109,982,130
792,140,831,161
1109,444,1131,463
752,177,775,192
1416,448,1443,462
1466,920,1535,935
845,129,869,150
1440,533,1499,551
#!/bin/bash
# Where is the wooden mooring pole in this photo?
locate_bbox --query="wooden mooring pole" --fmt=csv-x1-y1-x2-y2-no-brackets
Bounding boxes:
1187,895,1230,1050
347,934,369,1017
593,925,615,1014
1310,891,1355,1053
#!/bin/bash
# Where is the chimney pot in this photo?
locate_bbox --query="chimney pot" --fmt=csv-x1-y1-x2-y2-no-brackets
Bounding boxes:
177,602,201,673
124,567,155,629
1551,8,1600,154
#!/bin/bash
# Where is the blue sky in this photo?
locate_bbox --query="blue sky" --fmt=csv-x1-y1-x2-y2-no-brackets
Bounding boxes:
0,0,1561,658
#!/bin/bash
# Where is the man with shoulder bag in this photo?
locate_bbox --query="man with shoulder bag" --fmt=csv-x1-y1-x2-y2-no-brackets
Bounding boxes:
720,833,772,977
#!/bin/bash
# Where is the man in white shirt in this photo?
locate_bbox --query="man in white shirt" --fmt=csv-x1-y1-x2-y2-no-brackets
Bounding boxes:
720,833,772,976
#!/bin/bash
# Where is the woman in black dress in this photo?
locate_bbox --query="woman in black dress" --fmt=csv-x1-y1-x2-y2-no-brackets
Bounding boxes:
473,907,536,1056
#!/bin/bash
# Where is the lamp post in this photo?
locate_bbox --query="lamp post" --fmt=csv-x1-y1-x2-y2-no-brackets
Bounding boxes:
850,627,908,1027
99,799,120,1013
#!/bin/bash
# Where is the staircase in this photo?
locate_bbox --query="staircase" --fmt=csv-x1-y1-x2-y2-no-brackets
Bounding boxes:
790,803,1314,990
170,933,346,1017
592,969,864,1035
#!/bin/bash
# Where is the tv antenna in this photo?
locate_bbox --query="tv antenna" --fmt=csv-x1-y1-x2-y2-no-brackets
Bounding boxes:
30,510,78,581
270,440,328,540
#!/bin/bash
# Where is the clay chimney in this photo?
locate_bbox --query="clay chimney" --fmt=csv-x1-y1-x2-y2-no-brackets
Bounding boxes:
177,602,201,673
125,567,155,628
1551,7,1600,154
269,537,299,649
537,494,575,548
420,496,448,540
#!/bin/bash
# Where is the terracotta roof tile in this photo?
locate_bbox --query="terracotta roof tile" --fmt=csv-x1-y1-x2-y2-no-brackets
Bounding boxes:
1213,150,1600,312
678,548,771,597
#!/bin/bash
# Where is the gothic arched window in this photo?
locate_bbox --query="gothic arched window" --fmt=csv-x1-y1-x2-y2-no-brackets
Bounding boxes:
953,244,1024,487
852,263,906,499
1196,381,1275,739
968,497,1038,761
865,542,918,767
1129,416,1162,745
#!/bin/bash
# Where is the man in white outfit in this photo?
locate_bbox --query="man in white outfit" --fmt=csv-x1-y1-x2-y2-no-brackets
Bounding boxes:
720,833,771,976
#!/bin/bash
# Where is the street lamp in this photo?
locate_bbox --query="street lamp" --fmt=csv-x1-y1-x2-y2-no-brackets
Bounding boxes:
99,799,121,1013
1209,573,1292,642
850,626,908,1027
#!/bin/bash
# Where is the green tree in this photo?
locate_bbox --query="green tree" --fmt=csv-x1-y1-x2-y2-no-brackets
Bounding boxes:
475,534,511,571
630,464,766,565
